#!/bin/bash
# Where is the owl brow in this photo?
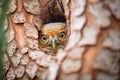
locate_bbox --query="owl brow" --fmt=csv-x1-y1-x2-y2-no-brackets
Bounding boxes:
41,33,48,36
59,29,67,34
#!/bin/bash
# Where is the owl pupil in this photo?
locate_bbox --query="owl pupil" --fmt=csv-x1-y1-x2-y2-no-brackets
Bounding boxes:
59,33,64,38
43,36,47,40
60,34,63,37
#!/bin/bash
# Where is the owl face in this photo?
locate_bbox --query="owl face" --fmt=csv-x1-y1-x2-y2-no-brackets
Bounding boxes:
39,22,68,54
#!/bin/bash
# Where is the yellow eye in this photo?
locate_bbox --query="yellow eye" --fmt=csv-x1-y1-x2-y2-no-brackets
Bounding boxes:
40,34,48,43
58,32,66,40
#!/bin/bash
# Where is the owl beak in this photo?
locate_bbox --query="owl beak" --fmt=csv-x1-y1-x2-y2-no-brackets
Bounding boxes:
52,39,56,50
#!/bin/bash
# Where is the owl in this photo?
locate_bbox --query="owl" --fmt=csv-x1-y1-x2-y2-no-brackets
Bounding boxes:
39,22,68,55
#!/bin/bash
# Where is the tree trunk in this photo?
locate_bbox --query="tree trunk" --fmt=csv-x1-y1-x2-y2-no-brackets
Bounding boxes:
3,0,120,80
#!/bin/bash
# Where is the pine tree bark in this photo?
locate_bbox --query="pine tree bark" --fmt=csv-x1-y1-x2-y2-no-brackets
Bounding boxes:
4,0,120,80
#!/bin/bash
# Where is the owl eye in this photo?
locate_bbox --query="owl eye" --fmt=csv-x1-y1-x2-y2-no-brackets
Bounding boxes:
58,32,66,40
40,34,48,43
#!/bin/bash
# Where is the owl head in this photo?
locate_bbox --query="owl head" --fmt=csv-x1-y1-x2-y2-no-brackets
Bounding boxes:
39,22,68,55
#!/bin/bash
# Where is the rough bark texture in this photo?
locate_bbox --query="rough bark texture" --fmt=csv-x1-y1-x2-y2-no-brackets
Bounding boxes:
4,0,120,80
